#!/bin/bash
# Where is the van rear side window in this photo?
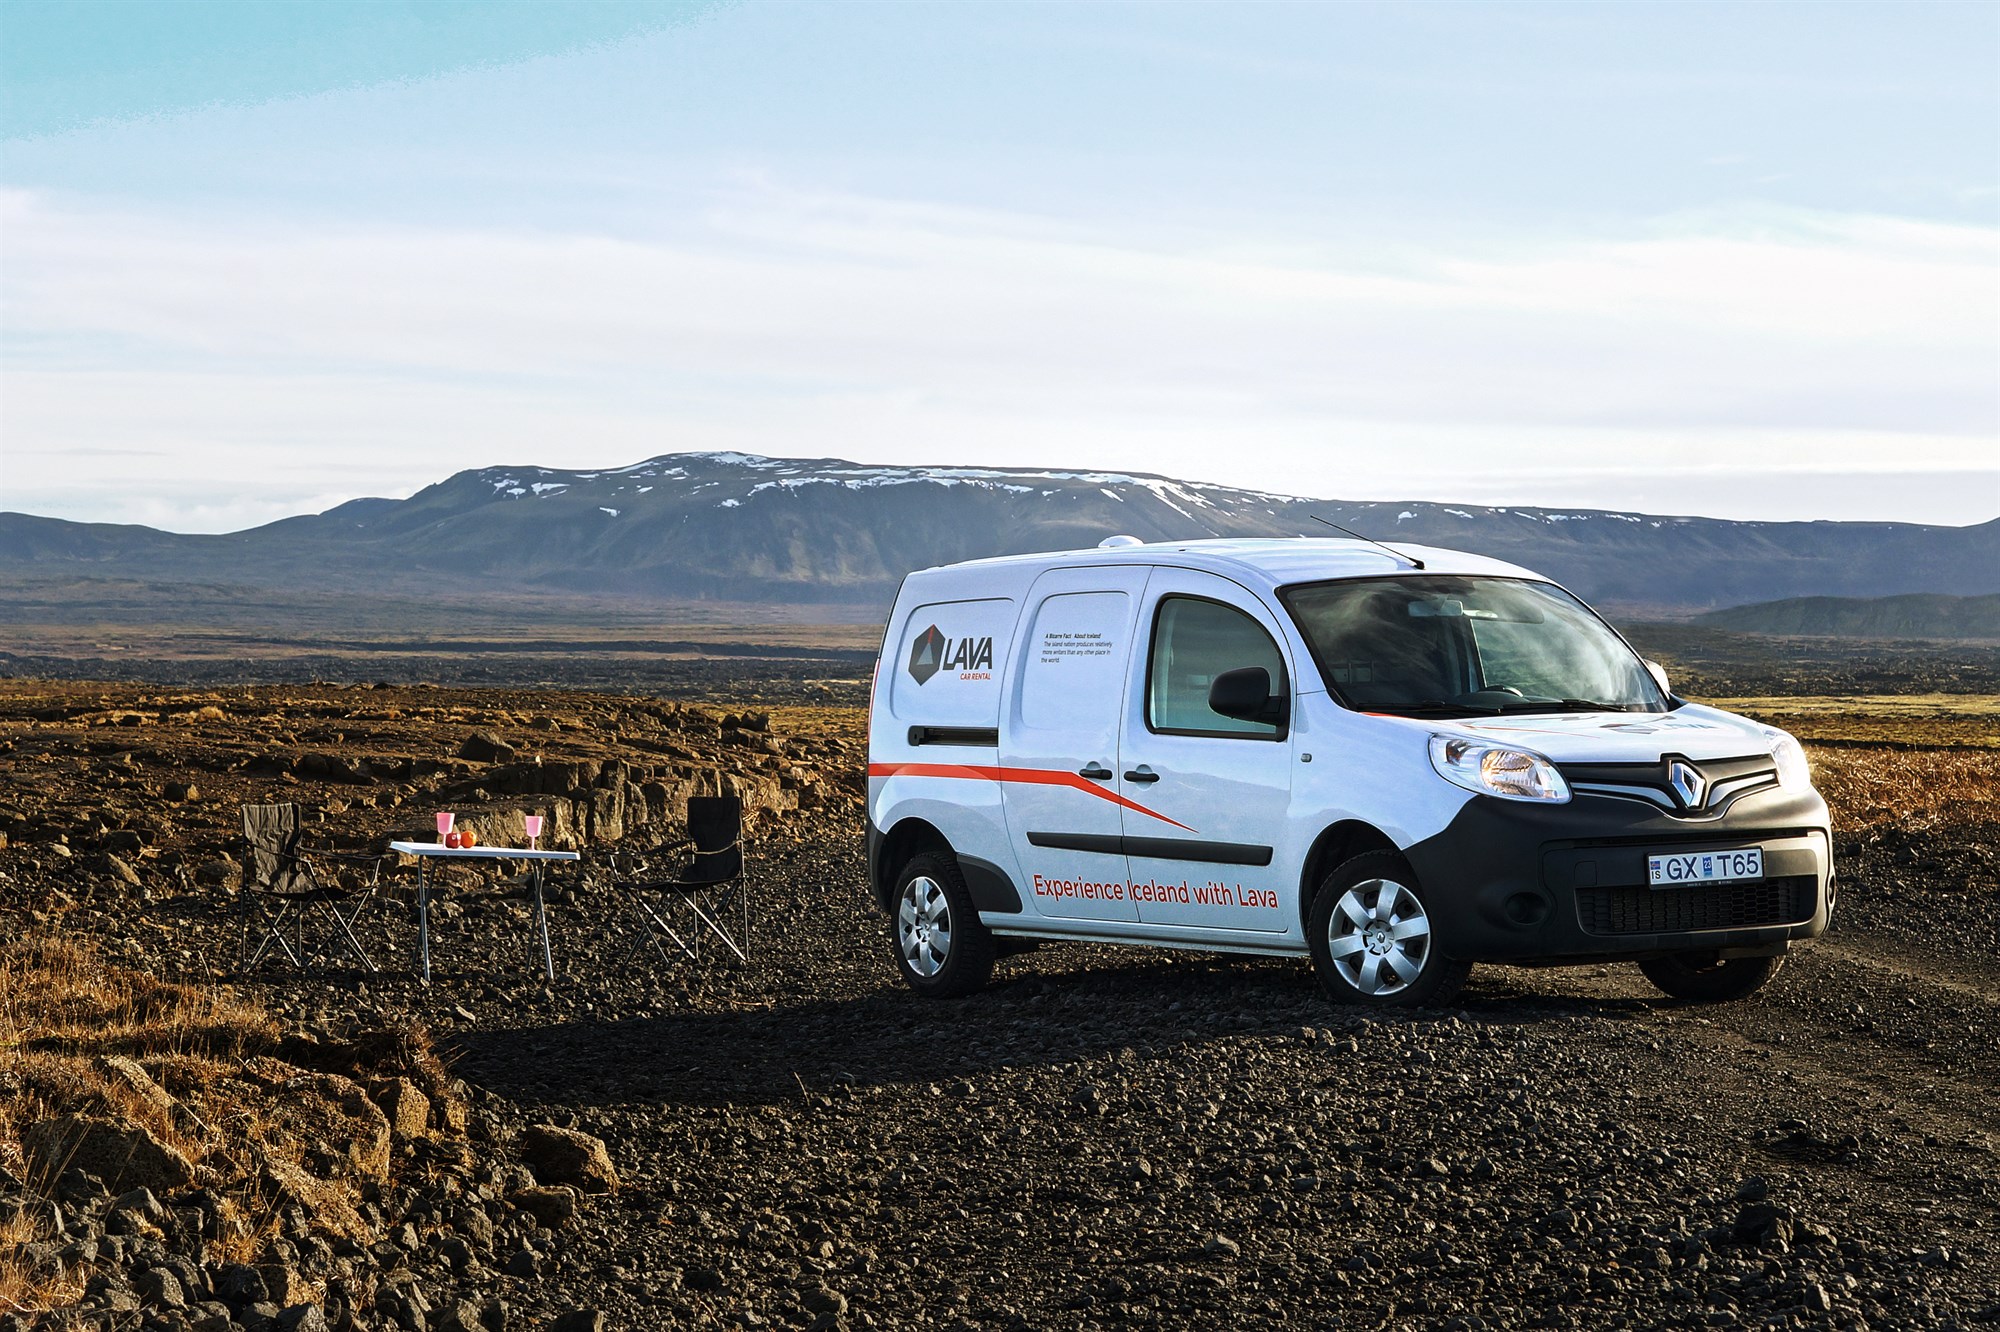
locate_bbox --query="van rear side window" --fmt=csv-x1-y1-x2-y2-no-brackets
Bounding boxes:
888,597,1015,727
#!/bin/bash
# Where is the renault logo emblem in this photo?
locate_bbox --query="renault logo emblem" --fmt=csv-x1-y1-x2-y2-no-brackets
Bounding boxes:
1666,758,1708,811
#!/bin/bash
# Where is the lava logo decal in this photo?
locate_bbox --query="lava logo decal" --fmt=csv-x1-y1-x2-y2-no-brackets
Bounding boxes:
907,624,946,685
906,625,994,686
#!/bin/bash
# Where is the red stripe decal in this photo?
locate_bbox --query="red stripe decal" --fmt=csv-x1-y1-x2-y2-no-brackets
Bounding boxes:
867,762,1196,833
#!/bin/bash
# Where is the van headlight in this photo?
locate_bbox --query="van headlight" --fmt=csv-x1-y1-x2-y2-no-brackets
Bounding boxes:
1429,735,1570,803
1769,733,1810,788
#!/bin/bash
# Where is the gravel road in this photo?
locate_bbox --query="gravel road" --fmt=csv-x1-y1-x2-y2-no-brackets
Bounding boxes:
176,810,1996,1332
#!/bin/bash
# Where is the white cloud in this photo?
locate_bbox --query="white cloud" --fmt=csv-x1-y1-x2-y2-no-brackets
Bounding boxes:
1,183,1994,529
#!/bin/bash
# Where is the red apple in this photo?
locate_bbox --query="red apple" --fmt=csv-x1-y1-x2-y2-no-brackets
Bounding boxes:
444,831,462,848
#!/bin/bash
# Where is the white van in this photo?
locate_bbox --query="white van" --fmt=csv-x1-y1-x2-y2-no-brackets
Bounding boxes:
865,537,1833,1007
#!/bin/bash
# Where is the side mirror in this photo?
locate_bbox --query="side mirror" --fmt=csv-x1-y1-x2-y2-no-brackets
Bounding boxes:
1643,659,1672,697
1208,667,1287,727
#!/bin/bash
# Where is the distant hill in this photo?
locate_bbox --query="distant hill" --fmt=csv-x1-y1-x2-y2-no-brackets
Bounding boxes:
3,452,1996,615
1696,594,2000,640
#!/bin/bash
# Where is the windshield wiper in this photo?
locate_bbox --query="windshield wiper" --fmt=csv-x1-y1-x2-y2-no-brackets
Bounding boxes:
1371,697,1649,719
1488,698,1647,715
1374,699,1507,717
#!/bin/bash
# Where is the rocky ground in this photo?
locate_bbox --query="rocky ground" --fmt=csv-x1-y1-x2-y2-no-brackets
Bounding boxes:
2,679,1997,1331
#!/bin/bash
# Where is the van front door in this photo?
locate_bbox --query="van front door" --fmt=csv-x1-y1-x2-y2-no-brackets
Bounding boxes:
1001,566,1150,923
1120,570,1295,933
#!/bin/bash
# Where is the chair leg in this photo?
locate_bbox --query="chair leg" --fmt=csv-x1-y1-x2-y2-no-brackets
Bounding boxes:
318,899,377,972
335,880,379,933
628,888,697,965
241,898,304,973
682,889,750,965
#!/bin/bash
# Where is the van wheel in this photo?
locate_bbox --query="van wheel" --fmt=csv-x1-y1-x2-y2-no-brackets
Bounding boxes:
1638,950,1784,1002
891,852,995,998
1308,852,1469,1008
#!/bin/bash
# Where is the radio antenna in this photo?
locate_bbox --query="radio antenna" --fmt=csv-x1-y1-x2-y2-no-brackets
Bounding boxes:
1307,514,1426,570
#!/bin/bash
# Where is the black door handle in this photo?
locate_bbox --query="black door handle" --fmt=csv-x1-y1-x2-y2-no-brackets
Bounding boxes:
1078,764,1113,780
1124,767,1160,784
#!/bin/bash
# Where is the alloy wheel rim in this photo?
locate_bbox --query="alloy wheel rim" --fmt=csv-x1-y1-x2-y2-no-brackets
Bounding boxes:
1326,877,1430,996
898,875,953,977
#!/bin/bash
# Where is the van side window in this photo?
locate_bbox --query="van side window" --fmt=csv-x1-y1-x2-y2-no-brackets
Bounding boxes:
1020,591,1130,732
1147,596,1287,738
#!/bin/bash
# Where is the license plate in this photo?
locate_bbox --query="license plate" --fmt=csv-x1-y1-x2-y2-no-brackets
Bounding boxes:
1648,848,1763,887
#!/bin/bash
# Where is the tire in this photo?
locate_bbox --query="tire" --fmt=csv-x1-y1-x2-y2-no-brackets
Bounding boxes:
1637,950,1784,1002
1307,851,1470,1008
890,851,996,998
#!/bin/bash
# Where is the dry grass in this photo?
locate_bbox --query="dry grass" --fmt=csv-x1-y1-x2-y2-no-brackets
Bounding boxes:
1711,693,2000,750
1717,696,2000,835
0,936,275,1173
0,937,281,1314
0,936,458,1316
1809,745,2000,836
0,1201,83,1318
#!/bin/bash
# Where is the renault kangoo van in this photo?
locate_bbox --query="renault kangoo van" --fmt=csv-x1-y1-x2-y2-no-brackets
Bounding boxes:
865,538,1832,1007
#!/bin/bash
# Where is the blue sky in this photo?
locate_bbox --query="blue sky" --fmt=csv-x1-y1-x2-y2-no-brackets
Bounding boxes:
2,0,1995,530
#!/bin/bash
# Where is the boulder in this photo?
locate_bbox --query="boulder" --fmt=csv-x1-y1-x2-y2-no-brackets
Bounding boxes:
518,1125,618,1194
195,859,242,889
98,1055,185,1128
507,1185,580,1228
588,787,625,843
369,1078,431,1142
271,1074,391,1179
102,829,146,856
458,733,516,765
214,1264,268,1307
23,1116,193,1194
275,1305,328,1332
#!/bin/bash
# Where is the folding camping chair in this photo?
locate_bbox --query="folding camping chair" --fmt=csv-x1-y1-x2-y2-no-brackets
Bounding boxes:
615,795,751,966
237,802,384,973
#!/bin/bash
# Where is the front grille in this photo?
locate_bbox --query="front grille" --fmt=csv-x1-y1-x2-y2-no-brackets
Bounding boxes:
1561,753,1778,818
1575,875,1816,936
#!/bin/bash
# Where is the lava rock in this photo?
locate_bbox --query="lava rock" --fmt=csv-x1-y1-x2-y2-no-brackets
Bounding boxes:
24,1116,194,1193
518,1125,619,1194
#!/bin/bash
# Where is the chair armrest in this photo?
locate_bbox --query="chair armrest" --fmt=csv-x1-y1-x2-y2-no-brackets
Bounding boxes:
289,847,389,885
612,837,700,879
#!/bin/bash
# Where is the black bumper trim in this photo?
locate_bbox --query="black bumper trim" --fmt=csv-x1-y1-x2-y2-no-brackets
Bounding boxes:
1401,785,1833,963
960,854,1024,914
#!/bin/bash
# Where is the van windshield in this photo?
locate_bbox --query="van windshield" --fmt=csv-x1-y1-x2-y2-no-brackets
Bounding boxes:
1279,576,1670,718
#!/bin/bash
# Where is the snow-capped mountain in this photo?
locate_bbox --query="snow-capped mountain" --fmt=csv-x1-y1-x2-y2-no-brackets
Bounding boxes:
4,452,1996,613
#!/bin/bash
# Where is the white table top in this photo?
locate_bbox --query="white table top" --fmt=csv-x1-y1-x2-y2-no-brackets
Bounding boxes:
389,842,580,861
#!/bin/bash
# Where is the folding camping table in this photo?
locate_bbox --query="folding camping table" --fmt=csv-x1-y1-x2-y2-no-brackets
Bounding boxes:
388,842,581,983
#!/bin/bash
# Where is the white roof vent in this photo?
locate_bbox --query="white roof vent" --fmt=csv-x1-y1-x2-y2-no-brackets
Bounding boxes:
1097,534,1144,549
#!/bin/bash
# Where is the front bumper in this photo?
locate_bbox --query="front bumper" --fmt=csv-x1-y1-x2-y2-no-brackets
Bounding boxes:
1401,784,1833,964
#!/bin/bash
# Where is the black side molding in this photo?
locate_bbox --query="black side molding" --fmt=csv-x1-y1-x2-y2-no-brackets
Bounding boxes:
1027,831,1273,867
1027,831,1124,856
958,853,1023,913
907,726,1000,747
1127,836,1274,867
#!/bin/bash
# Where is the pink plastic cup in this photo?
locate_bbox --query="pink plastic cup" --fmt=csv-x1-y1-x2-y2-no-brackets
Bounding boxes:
435,811,455,844
523,814,544,849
